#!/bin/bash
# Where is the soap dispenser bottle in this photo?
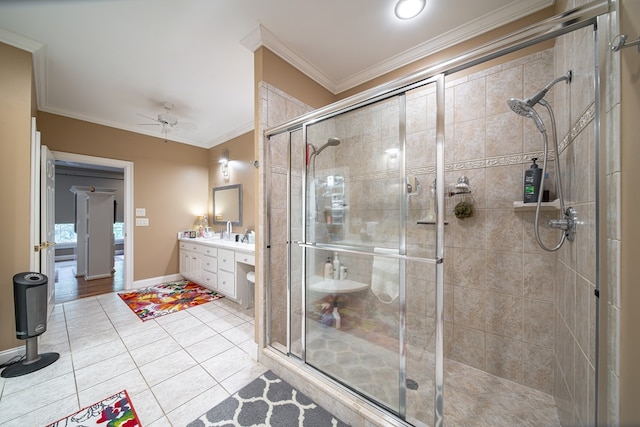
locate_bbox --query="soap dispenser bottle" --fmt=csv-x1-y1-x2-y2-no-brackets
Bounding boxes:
332,252,341,280
324,257,333,279
524,157,543,203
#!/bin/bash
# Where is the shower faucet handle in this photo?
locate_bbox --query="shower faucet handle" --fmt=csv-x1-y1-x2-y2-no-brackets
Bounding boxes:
548,207,578,242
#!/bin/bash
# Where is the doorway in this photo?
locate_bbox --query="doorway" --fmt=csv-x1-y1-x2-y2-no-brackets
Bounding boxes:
51,151,134,302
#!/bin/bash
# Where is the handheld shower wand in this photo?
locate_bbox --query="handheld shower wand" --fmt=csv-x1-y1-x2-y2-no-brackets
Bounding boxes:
307,137,341,223
507,71,576,252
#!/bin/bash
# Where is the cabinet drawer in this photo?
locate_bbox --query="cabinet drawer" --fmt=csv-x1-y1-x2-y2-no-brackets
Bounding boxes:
203,255,217,273
179,242,189,250
187,243,202,252
202,270,217,290
236,252,255,266
218,249,235,273
201,246,217,257
218,270,235,297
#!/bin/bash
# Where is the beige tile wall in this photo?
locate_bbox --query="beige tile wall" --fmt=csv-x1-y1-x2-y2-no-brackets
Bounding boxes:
261,30,597,424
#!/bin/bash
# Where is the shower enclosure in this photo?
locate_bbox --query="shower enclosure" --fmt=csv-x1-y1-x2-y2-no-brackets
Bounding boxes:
262,3,605,426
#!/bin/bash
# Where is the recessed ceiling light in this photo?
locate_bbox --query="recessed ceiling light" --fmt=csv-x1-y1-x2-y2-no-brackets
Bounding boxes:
394,0,427,20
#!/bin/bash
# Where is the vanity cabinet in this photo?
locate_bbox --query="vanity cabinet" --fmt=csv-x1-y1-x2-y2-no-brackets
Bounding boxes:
217,249,236,298
202,250,218,290
179,241,204,282
178,238,255,307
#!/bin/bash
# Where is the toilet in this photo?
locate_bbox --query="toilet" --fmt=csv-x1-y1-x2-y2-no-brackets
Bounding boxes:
246,271,255,308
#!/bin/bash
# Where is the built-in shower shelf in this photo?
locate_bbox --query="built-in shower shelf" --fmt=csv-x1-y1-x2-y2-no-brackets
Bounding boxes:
512,199,561,212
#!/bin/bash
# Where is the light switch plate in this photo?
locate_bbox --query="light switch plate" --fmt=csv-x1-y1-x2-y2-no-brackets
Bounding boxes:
136,208,146,217
136,218,149,226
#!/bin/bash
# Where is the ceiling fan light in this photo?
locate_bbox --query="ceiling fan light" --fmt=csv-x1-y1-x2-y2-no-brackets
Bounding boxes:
158,113,178,126
394,0,426,20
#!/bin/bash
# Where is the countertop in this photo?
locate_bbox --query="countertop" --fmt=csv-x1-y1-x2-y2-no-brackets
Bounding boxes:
179,237,255,254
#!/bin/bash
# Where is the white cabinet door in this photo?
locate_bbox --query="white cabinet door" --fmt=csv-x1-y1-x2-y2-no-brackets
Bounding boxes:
179,249,191,278
189,252,204,282
218,270,235,298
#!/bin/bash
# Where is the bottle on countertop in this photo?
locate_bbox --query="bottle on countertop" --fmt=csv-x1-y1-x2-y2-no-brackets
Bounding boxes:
332,252,340,280
524,157,543,203
324,257,333,279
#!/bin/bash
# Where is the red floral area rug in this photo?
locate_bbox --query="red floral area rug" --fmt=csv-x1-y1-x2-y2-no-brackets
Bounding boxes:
46,390,140,427
118,280,223,321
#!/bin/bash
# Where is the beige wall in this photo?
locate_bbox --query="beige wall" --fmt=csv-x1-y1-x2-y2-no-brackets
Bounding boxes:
37,112,210,281
255,47,336,110
619,0,640,424
0,42,35,352
208,131,256,232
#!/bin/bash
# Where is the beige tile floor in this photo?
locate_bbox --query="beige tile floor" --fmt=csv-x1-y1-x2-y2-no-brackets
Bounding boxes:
0,292,266,426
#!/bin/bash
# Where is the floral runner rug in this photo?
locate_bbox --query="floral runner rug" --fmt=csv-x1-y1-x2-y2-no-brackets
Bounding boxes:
118,280,223,321
46,390,140,427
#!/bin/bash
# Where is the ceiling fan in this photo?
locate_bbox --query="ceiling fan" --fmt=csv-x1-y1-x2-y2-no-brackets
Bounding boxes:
137,102,197,139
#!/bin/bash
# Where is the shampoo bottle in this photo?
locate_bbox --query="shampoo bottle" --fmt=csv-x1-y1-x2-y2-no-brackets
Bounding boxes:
332,252,341,280
324,258,333,279
523,157,543,203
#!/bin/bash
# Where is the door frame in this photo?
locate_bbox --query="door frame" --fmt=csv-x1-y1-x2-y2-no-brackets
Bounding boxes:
50,151,135,289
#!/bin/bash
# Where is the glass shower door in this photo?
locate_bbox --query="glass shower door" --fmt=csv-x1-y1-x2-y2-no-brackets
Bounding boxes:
300,74,444,424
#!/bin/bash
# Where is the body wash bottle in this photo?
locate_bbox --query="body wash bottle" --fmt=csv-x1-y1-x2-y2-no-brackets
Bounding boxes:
324,258,333,279
332,252,340,280
524,157,543,203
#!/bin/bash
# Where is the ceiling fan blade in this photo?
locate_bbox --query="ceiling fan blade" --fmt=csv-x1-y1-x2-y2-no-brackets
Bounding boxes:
174,122,198,132
136,112,160,123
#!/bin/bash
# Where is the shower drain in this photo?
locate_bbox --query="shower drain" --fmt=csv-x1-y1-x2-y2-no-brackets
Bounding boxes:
406,379,419,390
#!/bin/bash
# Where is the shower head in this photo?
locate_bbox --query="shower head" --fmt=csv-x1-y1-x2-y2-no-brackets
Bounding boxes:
507,70,572,133
507,97,546,132
313,137,341,156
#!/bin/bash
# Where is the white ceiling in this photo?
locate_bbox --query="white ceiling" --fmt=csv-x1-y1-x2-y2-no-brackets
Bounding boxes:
0,0,552,149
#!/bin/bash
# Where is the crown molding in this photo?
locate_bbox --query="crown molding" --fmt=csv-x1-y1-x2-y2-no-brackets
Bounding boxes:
241,24,336,93
206,121,255,148
243,0,553,94
0,28,48,108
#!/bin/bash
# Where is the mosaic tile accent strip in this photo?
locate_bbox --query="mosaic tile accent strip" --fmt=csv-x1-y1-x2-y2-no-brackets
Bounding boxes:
558,102,596,155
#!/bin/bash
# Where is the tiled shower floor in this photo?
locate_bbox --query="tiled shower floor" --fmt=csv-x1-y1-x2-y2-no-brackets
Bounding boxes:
306,326,561,427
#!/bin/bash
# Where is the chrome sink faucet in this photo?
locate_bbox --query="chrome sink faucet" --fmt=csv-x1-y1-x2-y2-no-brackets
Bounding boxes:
226,221,232,240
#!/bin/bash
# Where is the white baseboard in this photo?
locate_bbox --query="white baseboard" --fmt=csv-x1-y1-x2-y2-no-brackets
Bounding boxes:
130,274,183,290
0,346,24,367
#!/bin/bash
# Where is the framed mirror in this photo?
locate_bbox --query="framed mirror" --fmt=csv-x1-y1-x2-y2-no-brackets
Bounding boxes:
213,184,242,225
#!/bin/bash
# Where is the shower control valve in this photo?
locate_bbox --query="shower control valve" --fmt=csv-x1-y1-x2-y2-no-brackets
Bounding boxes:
548,207,577,242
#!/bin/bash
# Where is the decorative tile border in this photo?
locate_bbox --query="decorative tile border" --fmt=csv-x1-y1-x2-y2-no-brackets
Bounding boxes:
558,102,595,155
268,101,595,180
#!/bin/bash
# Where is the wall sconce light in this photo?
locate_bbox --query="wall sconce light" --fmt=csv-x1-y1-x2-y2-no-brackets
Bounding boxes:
220,149,229,179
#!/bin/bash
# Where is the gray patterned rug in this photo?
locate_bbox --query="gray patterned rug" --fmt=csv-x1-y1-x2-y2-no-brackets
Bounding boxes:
188,370,349,426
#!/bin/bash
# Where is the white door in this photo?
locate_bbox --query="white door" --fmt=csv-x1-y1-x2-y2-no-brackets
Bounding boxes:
41,145,56,317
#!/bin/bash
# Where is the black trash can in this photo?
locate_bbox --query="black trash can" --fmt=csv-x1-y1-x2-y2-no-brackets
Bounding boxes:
1,272,59,378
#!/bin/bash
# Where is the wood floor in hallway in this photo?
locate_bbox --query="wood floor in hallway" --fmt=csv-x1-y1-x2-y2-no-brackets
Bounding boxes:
54,256,124,303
